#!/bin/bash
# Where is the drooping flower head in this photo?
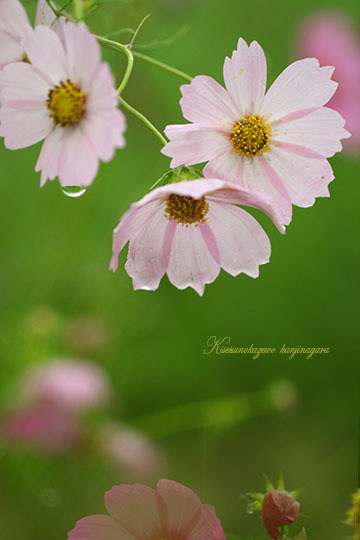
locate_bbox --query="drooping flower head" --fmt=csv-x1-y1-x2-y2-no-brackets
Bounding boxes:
161,38,350,222
110,173,289,295
261,490,300,539
296,13,360,154
0,0,64,68
0,21,126,187
68,479,225,540
22,358,111,411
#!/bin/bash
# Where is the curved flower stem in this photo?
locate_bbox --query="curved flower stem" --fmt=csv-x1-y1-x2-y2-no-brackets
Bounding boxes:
118,96,168,146
132,50,193,82
96,35,192,83
96,35,169,146
117,48,134,95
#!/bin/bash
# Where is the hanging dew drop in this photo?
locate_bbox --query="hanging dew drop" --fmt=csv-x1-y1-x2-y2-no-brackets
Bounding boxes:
62,186,86,198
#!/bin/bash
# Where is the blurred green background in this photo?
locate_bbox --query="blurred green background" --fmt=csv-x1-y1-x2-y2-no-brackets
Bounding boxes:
0,0,358,539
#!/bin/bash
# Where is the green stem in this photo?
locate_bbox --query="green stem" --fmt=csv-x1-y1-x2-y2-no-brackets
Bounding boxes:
118,48,134,94
96,35,192,83
118,96,167,146
132,50,192,82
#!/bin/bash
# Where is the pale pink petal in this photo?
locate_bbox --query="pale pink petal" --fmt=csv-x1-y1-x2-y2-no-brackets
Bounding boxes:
157,480,202,538
35,126,65,186
162,124,232,168
260,59,338,121
104,484,164,540
0,103,52,148
187,505,226,540
86,63,119,112
125,207,169,291
0,62,49,103
203,149,244,185
179,75,239,128
110,201,161,272
35,0,56,26
0,35,24,67
0,0,30,41
166,224,220,296
64,22,101,89
205,153,292,227
223,38,267,115
81,110,126,161
68,515,136,540
206,201,271,278
272,106,350,157
57,126,99,187
22,25,67,85
261,146,333,207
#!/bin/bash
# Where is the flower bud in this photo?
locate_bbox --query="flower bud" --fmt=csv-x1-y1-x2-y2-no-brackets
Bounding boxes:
261,490,300,539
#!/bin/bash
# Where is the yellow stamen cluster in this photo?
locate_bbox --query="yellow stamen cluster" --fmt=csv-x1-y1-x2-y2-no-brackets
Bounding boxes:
346,490,360,540
164,194,209,226
231,114,272,157
47,79,86,127
21,53,30,63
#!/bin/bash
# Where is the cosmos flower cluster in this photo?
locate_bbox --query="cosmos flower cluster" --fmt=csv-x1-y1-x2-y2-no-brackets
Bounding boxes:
0,0,354,294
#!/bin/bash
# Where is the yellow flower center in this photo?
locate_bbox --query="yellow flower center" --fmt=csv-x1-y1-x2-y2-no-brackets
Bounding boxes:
47,79,86,127
231,114,272,157
164,194,209,226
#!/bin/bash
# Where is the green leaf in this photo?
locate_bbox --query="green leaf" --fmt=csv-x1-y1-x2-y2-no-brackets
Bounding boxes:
277,472,285,490
263,474,275,492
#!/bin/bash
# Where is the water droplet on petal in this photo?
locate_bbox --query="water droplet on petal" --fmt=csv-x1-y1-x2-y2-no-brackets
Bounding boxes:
62,186,86,198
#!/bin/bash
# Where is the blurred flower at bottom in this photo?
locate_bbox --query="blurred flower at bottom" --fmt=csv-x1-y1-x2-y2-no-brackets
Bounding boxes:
296,12,360,154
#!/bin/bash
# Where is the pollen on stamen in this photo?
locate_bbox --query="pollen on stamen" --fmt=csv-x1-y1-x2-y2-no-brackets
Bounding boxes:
231,114,272,157
47,79,86,127
164,194,209,227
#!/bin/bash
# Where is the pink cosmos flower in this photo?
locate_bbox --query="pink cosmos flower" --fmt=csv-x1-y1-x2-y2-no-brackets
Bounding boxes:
0,0,64,68
297,13,360,153
67,479,225,540
161,38,350,223
22,358,111,411
3,401,81,453
0,21,126,187
110,177,288,295
261,490,300,539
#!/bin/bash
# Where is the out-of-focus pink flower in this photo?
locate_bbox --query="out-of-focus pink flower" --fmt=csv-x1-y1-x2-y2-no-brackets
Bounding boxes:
162,38,350,221
110,177,287,295
296,13,360,154
0,22,126,187
98,423,165,478
0,0,64,68
3,401,81,453
262,490,300,539
22,358,111,411
68,479,226,540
